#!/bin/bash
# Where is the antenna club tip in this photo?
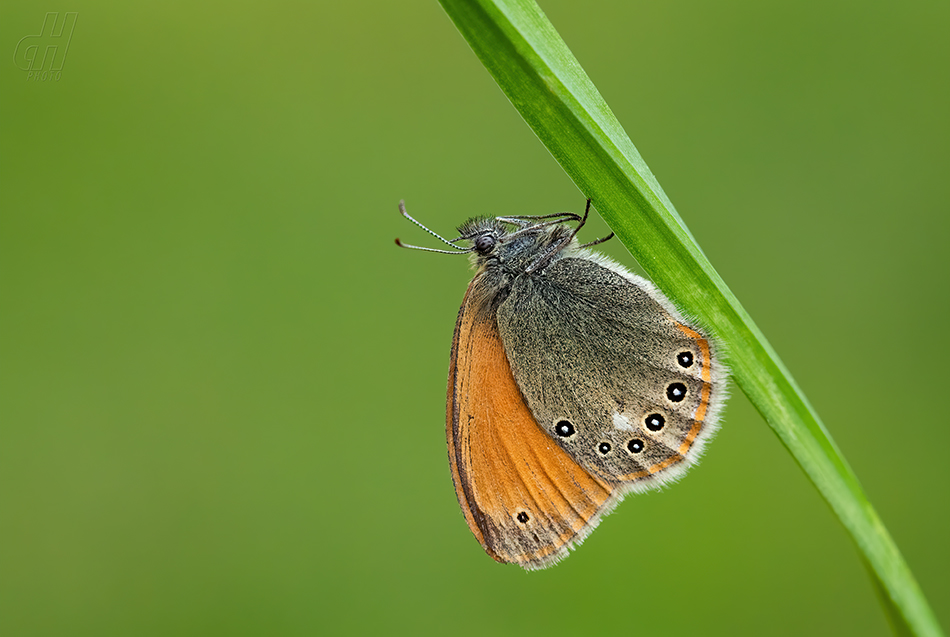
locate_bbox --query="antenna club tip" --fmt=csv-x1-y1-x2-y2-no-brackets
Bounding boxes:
395,238,405,247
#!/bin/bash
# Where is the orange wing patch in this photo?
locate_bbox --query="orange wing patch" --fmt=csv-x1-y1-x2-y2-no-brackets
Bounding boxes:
447,279,614,569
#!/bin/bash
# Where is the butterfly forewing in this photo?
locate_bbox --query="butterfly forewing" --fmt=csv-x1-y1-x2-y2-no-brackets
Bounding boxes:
447,275,615,569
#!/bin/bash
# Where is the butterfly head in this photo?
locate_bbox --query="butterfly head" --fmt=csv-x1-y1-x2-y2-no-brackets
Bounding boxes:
456,217,575,274
396,200,601,276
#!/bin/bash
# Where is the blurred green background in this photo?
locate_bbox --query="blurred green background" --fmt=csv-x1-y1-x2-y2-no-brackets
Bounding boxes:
2,1,948,635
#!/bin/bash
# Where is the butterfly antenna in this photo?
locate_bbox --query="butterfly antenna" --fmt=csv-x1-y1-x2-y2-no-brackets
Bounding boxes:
397,200,467,251
394,238,471,254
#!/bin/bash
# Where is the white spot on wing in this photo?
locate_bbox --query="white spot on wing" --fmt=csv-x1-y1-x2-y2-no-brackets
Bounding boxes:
612,412,634,431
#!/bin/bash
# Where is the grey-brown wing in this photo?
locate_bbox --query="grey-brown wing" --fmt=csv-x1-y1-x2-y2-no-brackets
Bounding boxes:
495,256,726,487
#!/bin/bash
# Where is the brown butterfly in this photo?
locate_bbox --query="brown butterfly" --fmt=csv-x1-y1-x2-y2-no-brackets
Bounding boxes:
398,199,728,569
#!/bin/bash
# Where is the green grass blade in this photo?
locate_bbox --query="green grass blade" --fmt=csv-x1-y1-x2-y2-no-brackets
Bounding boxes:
436,1,943,635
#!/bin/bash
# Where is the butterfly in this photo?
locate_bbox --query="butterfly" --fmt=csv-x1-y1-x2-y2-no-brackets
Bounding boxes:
398,199,728,569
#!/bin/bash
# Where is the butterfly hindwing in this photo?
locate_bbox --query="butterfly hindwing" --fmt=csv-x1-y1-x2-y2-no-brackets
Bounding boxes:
494,254,725,488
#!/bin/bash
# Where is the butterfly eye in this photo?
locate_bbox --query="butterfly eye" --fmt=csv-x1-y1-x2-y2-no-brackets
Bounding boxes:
676,351,694,368
474,234,496,254
554,420,575,437
644,413,665,431
666,383,687,402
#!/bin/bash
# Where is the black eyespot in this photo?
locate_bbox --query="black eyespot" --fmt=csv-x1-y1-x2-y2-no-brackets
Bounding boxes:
598,442,611,455
677,351,694,368
555,420,575,437
667,383,687,402
517,511,529,524
645,413,665,431
474,234,495,254
627,439,645,454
